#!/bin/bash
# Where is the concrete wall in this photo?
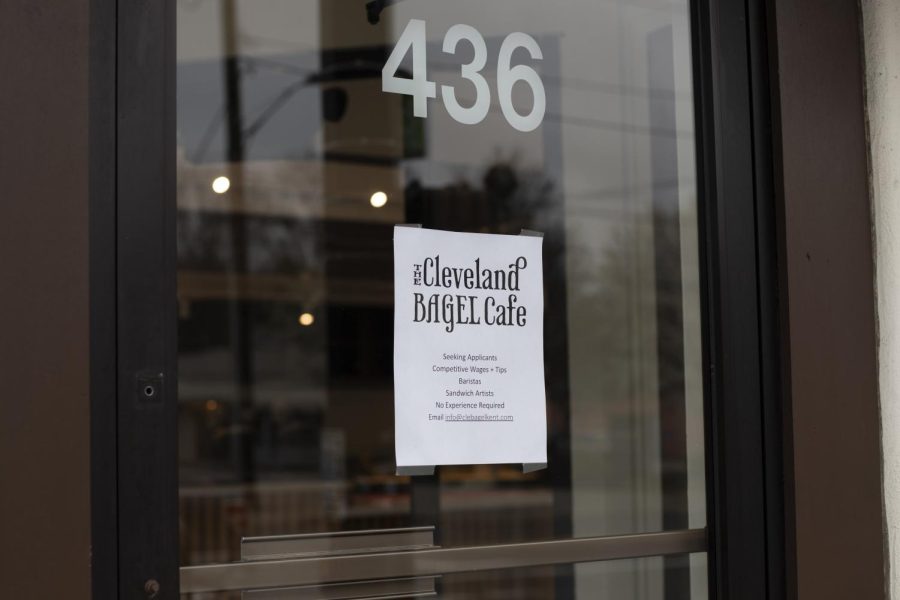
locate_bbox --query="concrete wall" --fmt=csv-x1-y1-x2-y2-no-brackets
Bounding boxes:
862,1,900,597
0,2,92,598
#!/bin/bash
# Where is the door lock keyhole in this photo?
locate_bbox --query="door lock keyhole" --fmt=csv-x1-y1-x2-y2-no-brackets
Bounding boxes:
136,373,164,404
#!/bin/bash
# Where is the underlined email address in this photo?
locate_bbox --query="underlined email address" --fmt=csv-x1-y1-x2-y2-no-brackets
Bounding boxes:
445,414,514,422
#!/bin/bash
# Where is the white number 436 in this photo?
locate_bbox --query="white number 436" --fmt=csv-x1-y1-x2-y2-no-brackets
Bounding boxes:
381,19,546,133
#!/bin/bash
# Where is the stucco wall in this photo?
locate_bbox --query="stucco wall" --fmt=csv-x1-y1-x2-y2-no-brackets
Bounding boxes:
862,0,900,596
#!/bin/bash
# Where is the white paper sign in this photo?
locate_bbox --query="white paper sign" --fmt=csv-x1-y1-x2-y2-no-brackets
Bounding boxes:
393,226,547,468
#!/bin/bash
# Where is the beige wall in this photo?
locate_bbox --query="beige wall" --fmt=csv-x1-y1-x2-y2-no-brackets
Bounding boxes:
862,1,900,597
0,1,92,598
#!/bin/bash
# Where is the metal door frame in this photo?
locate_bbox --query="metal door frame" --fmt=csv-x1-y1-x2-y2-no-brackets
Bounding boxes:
92,0,787,597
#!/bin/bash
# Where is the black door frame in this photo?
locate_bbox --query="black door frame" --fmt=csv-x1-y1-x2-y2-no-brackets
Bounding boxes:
89,0,787,597
692,0,785,598
90,0,180,597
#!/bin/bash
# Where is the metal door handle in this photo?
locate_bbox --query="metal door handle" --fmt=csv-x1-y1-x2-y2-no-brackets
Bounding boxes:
180,527,707,594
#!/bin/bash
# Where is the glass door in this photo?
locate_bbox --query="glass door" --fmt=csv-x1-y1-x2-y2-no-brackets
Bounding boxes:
174,0,707,596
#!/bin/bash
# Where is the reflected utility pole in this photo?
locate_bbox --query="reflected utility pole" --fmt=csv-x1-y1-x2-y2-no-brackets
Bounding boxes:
222,0,256,488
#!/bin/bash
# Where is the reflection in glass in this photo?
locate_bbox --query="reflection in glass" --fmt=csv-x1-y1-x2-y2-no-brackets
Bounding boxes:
177,0,706,597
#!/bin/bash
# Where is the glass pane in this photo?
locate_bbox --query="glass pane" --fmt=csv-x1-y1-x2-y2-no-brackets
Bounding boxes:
439,554,708,600
176,0,706,582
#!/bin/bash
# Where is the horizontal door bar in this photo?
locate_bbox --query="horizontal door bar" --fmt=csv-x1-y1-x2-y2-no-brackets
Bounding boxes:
181,528,707,593
241,527,437,561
